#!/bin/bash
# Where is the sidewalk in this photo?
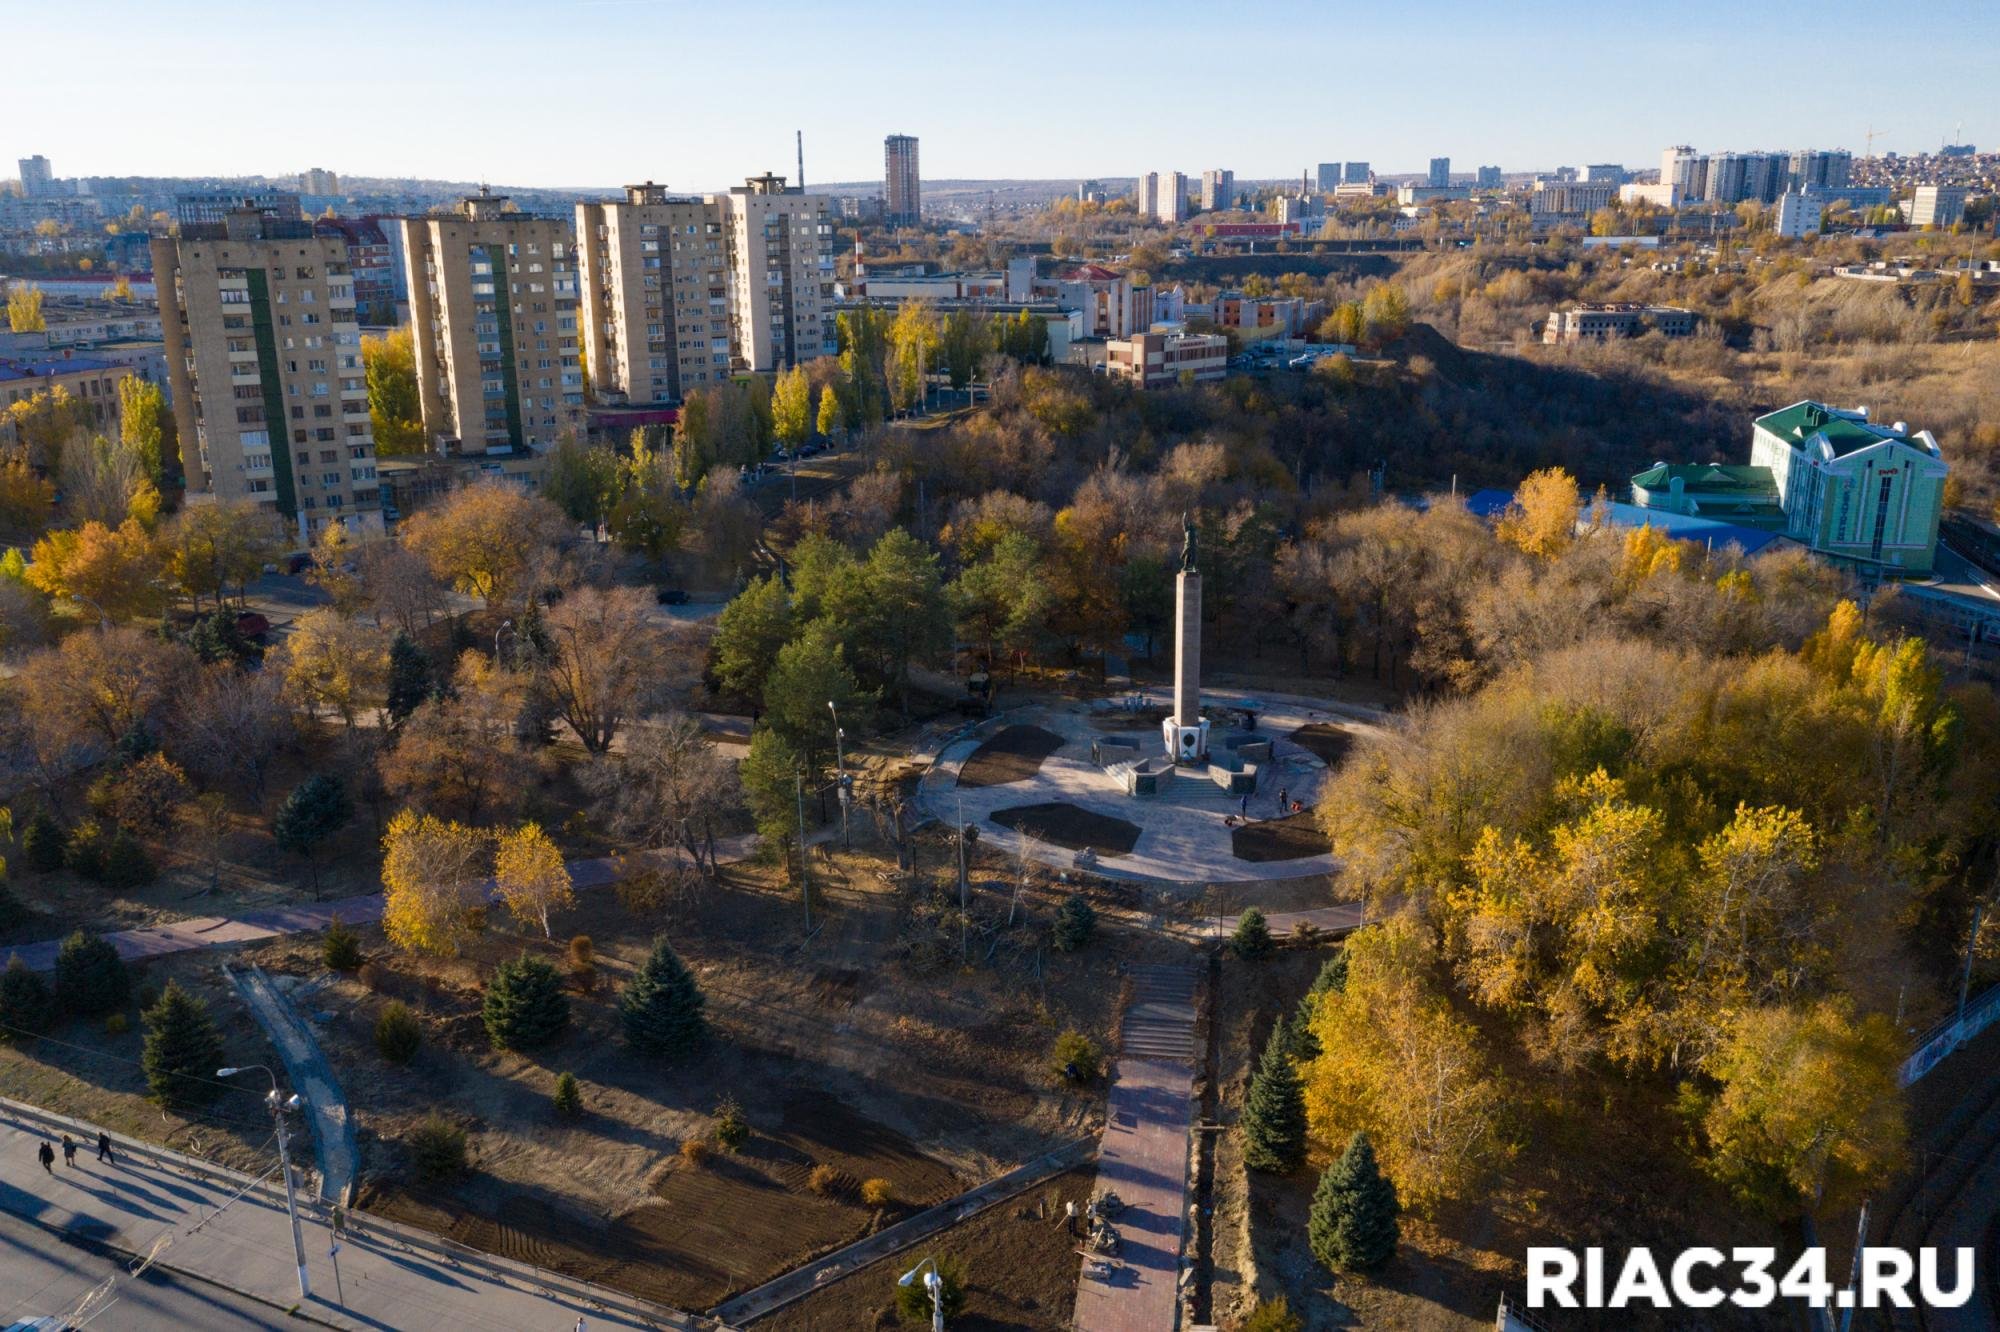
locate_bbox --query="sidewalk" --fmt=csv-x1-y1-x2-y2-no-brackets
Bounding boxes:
0,1098,711,1331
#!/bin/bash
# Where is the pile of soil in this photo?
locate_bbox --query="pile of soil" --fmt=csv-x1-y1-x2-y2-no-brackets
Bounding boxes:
959,726,1067,787
761,1167,1096,1330
1231,814,1333,863
1288,722,1355,767
991,803,1142,856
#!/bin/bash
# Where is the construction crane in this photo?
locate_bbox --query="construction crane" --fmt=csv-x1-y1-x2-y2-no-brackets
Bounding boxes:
1865,126,1890,160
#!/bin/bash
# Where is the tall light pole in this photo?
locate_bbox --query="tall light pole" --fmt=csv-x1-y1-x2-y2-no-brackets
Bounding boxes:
829,700,849,848
218,1065,310,1300
898,1256,945,1332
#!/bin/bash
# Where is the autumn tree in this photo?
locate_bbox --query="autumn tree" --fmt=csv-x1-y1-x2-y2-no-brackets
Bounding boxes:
379,656,524,821
887,300,941,413
542,434,621,526
363,328,424,455
381,809,492,957
1696,999,1905,1216
116,376,170,484
26,518,167,621
586,714,735,876
164,500,284,611
165,663,293,801
6,283,45,333
400,482,570,609
279,608,388,729
538,584,667,753
494,821,574,938
16,625,185,751
1496,468,1581,559
772,365,812,451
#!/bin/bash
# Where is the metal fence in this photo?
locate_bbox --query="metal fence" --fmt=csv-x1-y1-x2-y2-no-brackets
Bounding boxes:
1899,980,2000,1086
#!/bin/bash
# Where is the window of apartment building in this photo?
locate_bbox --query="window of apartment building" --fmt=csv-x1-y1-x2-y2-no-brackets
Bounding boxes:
316,429,336,443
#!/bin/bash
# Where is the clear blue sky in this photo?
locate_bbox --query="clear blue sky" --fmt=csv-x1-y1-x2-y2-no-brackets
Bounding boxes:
7,0,1996,189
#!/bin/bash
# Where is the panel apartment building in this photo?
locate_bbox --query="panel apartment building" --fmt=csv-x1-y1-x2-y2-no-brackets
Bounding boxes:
578,175,836,408
398,190,584,455
152,207,383,540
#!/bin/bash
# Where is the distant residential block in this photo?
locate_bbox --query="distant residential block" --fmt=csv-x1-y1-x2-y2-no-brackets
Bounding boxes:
1543,303,1695,343
1105,327,1227,389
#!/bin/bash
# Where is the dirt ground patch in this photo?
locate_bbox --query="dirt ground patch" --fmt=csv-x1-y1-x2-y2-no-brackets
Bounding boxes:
1288,723,1355,768
990,803,1142,856
758,1166,1096,1330
1231,813,1333,863
959,725,1066,788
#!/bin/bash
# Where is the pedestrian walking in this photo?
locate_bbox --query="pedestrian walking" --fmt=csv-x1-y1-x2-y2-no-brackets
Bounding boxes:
38,1140,54,1174
61,1134,76,1167
1065,1199,1078,1236
96,1131,113,1164
1278,786,1288,813
1239,793,1248,817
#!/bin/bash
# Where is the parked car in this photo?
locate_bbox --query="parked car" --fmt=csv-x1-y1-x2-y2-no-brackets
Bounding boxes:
285,552,311,575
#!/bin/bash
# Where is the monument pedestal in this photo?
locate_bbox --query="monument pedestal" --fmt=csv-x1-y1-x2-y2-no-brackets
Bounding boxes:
1163,717,1211,764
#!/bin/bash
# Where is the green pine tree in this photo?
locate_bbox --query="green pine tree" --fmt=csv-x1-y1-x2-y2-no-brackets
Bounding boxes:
54,931,129,1016
482,955,571,1051
385,632,434,726
552,1071,581,1116
1308,1131,1400,1273
102,832,156,890
1052,893,1097,952
21,812,67,873
0,957,54,1041
141,981,225,1109
1241,1025,1308,1173
1231,907,1273,960
1308,949,1349,998
273,774,352,899
620,936,707,1057
1281,1004,1322,1063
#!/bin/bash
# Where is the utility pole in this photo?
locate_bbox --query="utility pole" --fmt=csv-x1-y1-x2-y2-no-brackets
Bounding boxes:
1838,1198,1871,1332
219,1066,309,1300
829,700,849,848
1959,901,1985,1028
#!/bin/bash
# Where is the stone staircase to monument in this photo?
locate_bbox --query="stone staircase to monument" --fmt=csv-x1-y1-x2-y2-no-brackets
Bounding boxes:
1166,765,1241,810
1119,963,1202,1061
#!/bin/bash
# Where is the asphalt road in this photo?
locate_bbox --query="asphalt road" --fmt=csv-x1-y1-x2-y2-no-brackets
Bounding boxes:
0,1205,284,1330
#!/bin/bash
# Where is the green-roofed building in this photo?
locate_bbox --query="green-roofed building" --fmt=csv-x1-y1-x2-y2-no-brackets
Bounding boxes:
1629,463,1785,529
1748,400,1948,575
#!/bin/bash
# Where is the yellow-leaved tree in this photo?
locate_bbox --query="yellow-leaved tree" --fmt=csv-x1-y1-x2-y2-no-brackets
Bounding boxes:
400,481,570,609
1303,915,1508,1211
279,608,388,729
381,809,493,957
1496,467,1580,560
493,822,574,939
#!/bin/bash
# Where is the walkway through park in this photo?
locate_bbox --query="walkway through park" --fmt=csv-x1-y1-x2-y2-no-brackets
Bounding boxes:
0,1096,712,1331
1073,962,1201,1332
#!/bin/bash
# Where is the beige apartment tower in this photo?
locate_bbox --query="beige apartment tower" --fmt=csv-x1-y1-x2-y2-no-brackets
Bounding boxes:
153,208,383,540
398,191,583,455
579,176,836,406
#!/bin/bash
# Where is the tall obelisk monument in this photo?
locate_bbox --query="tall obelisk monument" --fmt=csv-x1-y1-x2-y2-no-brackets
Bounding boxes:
1164,512,1210,763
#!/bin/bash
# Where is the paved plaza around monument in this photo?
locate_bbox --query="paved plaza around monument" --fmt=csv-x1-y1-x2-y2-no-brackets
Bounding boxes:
918,688,1384,883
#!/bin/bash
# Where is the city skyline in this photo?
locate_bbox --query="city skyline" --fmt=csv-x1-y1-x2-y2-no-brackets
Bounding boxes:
7,0,1996,191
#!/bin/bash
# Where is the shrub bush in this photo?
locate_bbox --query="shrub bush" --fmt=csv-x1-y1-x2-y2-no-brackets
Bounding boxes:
679,1138,712,1167
567,935,594,968
1049,1029,1102,1084
408,1115,467,1181
104,1012,129,1035
1242,1296,1303,1332
54,931,129,1016
860,1177,895,1208
892,1255,967,1325
101,833,157,890
64,820,109,881
323,918,362,971
806,1163,843,1197
0,883,33,932
552,1071,581,1117
713,1096,748,1151
375,1001,421,1064
481,955,571,1051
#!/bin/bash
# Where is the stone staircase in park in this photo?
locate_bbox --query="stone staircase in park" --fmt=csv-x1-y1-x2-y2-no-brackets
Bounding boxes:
1165,765,1243,811
1120,963,1202,1062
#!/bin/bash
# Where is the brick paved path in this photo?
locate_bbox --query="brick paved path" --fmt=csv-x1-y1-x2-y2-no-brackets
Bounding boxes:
1074,963,1201,1332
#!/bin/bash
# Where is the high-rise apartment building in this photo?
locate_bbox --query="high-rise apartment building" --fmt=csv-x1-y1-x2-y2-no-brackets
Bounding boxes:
1156,171,1187,225
1316,163,1340,192
1787,149,1852,193
579,177,835,407
177,190,304,229
152,207,383,539
1200,169,1235,212
1476,164,1503,188
1584,163,1624,183
1343,162,1370,184
399,190,583,456
300,168,340,196
1428,157,1451,188
1662,145,1703,199
884,134,921,227
714,173,838,375
18,155,53,197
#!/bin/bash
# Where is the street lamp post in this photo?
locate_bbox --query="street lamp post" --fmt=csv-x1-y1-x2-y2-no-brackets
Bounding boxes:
494,618,515,664
829,700,849,848
898,1257,945,1332
219,1065,310,1300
